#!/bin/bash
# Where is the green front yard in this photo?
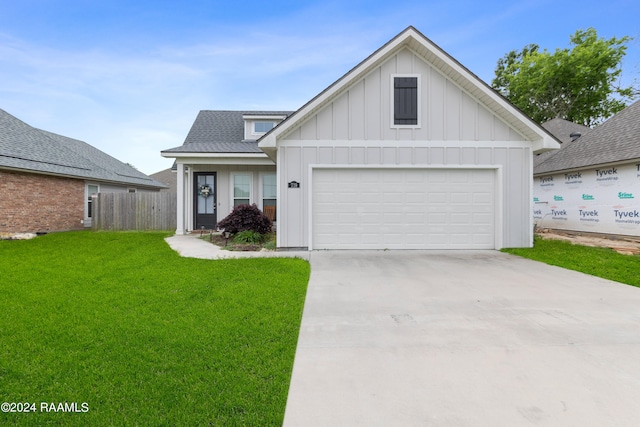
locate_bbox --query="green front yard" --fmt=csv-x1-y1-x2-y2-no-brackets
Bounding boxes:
0,231,310,426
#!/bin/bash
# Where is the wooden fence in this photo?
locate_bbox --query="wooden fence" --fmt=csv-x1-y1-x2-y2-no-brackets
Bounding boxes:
92,192,176,231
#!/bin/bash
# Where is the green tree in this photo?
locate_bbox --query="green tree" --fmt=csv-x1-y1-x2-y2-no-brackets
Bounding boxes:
492,28,636,126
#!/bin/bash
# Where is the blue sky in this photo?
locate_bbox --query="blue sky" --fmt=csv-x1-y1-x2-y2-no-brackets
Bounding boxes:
1,0,638,175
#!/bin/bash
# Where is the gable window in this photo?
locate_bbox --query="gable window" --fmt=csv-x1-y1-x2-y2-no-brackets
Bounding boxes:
393,75,420,126
233,173,251,206
254,122,274,134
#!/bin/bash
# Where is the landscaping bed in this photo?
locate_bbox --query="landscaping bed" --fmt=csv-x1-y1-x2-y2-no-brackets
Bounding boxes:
200,231,276,251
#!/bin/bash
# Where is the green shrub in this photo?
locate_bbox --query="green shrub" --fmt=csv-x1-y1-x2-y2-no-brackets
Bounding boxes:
233,230,265,244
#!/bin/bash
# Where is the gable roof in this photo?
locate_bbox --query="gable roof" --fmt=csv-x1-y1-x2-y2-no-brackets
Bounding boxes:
162,110,293,155
259,26,560,158
534,100,640,175
0,108,166,188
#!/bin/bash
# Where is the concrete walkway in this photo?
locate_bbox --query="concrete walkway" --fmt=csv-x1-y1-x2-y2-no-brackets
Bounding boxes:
164,233,309,260
284,250,640,426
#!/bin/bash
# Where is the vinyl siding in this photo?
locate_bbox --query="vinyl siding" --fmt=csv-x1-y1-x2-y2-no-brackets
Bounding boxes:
282,48,526,144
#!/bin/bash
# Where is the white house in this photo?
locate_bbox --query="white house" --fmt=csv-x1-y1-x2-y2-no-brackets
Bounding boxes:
534,100,640,236
162,26,560,249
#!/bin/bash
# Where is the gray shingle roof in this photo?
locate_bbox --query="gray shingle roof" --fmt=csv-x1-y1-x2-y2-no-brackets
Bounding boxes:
534,101,640,175
161,110,293,154
149,168,177,193
534,118,592,169
541,118,591,145
0,108,166,188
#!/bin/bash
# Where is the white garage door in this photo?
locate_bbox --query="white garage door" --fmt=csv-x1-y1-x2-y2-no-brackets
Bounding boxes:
312,168,496,250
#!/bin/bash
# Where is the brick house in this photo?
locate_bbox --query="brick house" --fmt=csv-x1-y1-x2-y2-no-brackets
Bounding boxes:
0,108,166,234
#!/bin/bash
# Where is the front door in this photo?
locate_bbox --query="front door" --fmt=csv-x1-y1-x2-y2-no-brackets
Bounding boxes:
194,173,217,229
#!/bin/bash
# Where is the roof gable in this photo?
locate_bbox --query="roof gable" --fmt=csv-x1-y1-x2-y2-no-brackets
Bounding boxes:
535,100,640,174
260,26,560,157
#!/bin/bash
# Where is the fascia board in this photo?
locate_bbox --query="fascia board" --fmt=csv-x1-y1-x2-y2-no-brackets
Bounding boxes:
172,156,274,166
161,152,269,159
243,114,288,120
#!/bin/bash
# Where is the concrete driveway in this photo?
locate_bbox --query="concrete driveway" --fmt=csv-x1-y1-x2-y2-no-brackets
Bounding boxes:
284,251,640,426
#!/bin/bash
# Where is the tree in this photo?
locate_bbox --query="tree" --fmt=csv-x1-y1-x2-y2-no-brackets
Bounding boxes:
492,28,636,126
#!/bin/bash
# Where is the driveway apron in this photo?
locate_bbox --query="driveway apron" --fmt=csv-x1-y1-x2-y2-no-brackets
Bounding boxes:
284,250,640,426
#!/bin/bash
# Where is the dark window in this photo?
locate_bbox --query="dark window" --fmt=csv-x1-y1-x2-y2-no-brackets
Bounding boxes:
394,77,418,125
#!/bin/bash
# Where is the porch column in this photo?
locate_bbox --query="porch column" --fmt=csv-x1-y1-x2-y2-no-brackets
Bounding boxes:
175,163,185,235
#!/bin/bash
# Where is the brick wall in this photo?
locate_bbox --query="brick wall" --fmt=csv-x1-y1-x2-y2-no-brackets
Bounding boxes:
0,171,85,233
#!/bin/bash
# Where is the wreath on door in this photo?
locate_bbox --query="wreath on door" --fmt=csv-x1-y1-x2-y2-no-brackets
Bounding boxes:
199,184,211,198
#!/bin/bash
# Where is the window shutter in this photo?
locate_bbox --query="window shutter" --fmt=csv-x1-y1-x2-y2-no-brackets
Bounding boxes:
394,77,418,125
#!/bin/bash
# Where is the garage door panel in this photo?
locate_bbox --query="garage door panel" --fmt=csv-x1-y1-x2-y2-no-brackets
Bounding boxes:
428,193,447,204
312,168,496,249
427,212,448,224
450,213,472,224
383,192,403,204
474,212,493,223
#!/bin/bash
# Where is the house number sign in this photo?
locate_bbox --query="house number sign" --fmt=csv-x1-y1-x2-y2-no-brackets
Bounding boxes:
288,181,300,188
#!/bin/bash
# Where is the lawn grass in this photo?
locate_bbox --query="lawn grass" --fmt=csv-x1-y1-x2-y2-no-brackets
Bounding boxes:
0,231,310,426
502,236,640,288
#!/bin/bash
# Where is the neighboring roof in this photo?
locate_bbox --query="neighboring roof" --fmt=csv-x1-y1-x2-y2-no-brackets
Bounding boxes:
542,118,591,145
149,168,177,193
162,110,293,154
534,100,640,175
260,26,560,158
534,119,592,169
0,108,166,188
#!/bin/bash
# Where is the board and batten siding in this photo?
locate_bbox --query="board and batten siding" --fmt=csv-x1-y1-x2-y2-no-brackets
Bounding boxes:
276,47,533,249
282,48,526,144
278,143,531,249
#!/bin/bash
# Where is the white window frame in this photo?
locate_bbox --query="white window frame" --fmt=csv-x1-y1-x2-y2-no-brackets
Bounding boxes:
259,172,277,209
85,183,100,221
390,74,422,129
242,114,287,140
231,172,253,207
260,172,277,222
253,121,275,135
